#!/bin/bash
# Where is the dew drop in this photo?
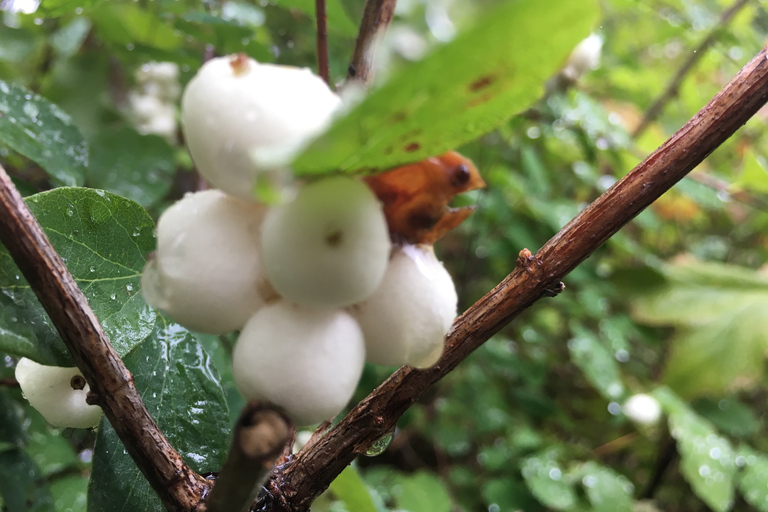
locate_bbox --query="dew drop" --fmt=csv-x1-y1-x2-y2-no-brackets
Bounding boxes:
364,431,394,457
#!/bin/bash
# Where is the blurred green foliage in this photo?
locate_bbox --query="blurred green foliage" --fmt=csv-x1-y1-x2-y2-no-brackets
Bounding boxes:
0,0,768,511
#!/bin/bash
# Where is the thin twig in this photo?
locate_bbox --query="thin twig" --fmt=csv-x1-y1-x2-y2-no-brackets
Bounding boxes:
640,436,678,499
315,0,330,86
0,166,209,512
345,0,397,86
632,0,751,138
205,402,292,512
261,43,768,511
0,377,19,387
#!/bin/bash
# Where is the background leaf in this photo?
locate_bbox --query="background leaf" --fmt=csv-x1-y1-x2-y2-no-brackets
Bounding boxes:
0,188,157,365
521,448,578,510
328,465,378,512
633,261,768,397
736,446,768,511
0,80,87,186
293,0,598,176
654,388,736,512
570,461,634,512
276,0,358,36
87,316,230,512
86,128,176,209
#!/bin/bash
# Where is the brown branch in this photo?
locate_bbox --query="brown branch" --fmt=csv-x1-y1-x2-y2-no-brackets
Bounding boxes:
261,43,768,511
315,0,330,86
632,0,751,138
0,165,209,511
345,0,397,86
0,377,19,387
204,402,292,512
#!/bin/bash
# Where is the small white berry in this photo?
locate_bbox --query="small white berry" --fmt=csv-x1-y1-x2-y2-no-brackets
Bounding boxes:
141,190,272,334
563,34,603,80
351,244,457,368
181,54,341,201
232,301,365,426
623,393,662,426
15,358,102,429
260,176,391,308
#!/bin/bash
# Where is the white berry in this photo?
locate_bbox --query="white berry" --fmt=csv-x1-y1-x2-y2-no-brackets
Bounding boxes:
563,34,603,80
623,393,662,426
260,176,391,308
141,190,272,334
15,358,102,429
351,244,457,368
181,54,341,201
231,301,365,426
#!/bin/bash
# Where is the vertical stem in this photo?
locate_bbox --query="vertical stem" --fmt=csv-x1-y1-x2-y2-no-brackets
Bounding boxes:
345,0,398,86
315,0,330,85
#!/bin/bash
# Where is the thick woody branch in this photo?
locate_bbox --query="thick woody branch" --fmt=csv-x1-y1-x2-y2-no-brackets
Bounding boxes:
632,0,751,138
205,402,292,512
263,44,768,511
346,0,397,85
0,166,209,512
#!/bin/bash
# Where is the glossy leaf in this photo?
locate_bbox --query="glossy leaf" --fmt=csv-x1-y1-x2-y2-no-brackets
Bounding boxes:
654,387,736,512
329,466,378,512
88,316,230,512
633,260,768,397
571,461,633,512
87,128,176,209
568,326,626,402
50,475,88,512
396,470,452,512
521,448,578,510
736,446,768,511
0,80,87,186
293,0,598,175
0,188,157,365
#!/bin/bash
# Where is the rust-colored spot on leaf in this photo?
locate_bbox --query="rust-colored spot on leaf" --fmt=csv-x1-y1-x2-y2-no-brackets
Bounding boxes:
404,142,421,152
469,75,495,92
467,92,494,108
364,151,486,245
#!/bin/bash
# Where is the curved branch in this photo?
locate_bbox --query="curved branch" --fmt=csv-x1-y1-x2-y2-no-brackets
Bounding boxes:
264,43,768,511
0,166,209,512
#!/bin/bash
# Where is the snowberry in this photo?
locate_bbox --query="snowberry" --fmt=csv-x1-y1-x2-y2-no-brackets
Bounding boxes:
181,54,342,201
141,189,273,334
15,358,102,429
622,393,663,426
351,244,457,368
231,301,365,426
260,176,391,308
563,34,603,81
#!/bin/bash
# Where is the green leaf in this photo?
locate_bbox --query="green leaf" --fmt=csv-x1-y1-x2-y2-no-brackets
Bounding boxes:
293,0,598,176
91,3,182,51
571,461,633,512
395,471,452,512
87,128,176,209
88,316,230,512
653,387,736,512
568,326,626,402
521,448,578,510
329,466,378,512
0,80,87,186
0,390,27,447
276,0,358,36
733,151,768,194
50,475,88,512
0,188,157,365
0,447,52,512
736,446,768,511
38,0,106,17
633,260,768,397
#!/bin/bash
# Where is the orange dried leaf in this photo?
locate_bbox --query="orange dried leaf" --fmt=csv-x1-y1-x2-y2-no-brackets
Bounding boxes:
364,151,485,244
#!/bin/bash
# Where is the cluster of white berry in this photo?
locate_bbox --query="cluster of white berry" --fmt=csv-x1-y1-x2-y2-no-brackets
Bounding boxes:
141,54,458,426
128,61,181,143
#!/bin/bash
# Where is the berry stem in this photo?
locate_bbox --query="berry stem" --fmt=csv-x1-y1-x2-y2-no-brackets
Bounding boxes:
315,0,330,86
205,401,292,512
